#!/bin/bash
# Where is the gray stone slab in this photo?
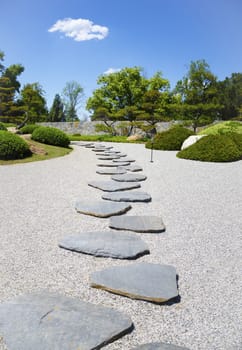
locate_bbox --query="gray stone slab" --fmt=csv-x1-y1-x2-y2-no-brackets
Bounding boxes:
103,150,121,154
97,168,127,175
98,155,121,160
75,201,131,218
111,174,147,182
59,231,149,259
123,165,143,172
97,162,130,167
90,263,178,303
88,181,141,192
132,343,190,350
109,216,165,233
113,158,135,163
102,191,151,202
92,148,107,152
0,292,133,350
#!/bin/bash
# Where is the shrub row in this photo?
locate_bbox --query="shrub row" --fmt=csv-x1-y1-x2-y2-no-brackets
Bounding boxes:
0,131,31,160
32,126,70,147
17,124,40,134
0,123,7,131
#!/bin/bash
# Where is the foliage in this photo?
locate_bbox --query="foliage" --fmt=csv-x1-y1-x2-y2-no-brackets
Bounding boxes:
0,130,31,160
146,125,194,150
32,126,70,147
48,94,66,122
174,60,221,132
17,124,40,134
177,134,241,162
62,81,84,121
94,123,113,134
199,121,242,135
69,134,147,143
0,122,7,130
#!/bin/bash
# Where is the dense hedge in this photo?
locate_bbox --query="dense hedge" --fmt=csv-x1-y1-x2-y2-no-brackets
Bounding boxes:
0,122,7,131
177,134,241,162
199,121,242,135
146,126,194,150
0,131,32,160
32,126,70,147
17,124,40,134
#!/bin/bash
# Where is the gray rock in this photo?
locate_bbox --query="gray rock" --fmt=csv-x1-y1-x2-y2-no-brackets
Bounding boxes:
0,292,133,350
75,142,94,147
123,165,143,172
103,150,121,154
102,191,151,202
113,158,135,163
92,148,107,152
132,343,190,350
111,174,147,182
181,135,206,150
97,162,130,167
90,263,178,303
98,155,121,160
75,201,131,218
109,215,165,233
96,168,127,175
88,181,141,192
59,231,149,259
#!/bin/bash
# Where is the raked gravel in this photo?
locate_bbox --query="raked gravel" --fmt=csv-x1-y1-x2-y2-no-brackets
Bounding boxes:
0,143,241,350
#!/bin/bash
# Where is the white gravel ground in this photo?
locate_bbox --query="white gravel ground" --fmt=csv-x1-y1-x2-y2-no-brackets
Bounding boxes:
0,143,241,350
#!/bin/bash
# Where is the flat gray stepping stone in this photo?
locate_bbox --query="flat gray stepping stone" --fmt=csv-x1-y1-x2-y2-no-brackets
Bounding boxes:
102,191,151,202
132,343,190,350
104,150,121,154
109,216,165,233
113,158,135,163
98,155,121,160
111,174,147,182
97,162,130,167
88,181,141,192
123,165,143,172
59,231,149,259
73,142,94,147
97,168,127,175
92,148,107,152
85,144,95,148
0,292,133,350
90,262,178,303
75,201,131,218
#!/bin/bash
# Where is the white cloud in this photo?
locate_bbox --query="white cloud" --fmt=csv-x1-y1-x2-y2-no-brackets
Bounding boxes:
48,18,109,41
104,68,121,75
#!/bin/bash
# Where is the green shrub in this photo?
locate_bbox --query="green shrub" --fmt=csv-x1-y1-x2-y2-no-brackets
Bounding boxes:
0,122,7,131
32,126,70,147
177,134,241,162
226,132,242,154
0,131,32,160
146,126,194,150
17,124,40,134
199,121,242,135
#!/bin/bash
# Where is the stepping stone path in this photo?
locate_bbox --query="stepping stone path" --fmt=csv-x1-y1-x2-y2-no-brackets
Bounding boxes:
59,231,149,259
90,262,178,303
110,215,166,233
113,158,135,163
97,168,127,175
98,155,121,160
132,343,190,350
111,173,147,182
122,164,143,172
0,292,133,350
75,201,131,218
102,191,152,202
88,180,141,192
97,161,130,167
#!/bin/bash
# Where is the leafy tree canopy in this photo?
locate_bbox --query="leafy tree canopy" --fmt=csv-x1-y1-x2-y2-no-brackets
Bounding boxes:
62,81,84,121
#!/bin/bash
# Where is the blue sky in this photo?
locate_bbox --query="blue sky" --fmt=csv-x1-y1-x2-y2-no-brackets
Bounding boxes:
1,0,242,118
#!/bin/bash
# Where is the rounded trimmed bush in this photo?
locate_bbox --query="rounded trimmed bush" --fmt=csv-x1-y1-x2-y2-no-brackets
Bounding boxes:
32,126,70,147
177,134,241,162
17,124,40,134
0,131,32,160
0,122,7,131
146,126,194,150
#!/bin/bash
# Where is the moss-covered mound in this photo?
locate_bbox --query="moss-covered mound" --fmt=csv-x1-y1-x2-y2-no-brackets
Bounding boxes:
146,126,194,150
0,122,7,131
32,126,70,147
177,134,241,162
0,131,32,160
199,121,242,135
17,124,40,134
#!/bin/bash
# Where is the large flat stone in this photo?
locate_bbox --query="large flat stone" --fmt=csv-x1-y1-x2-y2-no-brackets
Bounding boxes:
0,292,133,350
90,263,178,303
59,231,149,259
102,191,151,202
75,201,131,218
97,162,130,167
109,215,165,233
123,165,143,172
111,174,147,182
97,168,127,175
98,155,121,160
113,158,135,163
132,343,190,350
88,181,141,192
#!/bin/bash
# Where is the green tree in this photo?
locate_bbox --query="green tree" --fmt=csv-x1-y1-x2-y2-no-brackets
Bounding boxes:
62,81,84,121
48,94,66,122
175,59,221,132
19,83,48,123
